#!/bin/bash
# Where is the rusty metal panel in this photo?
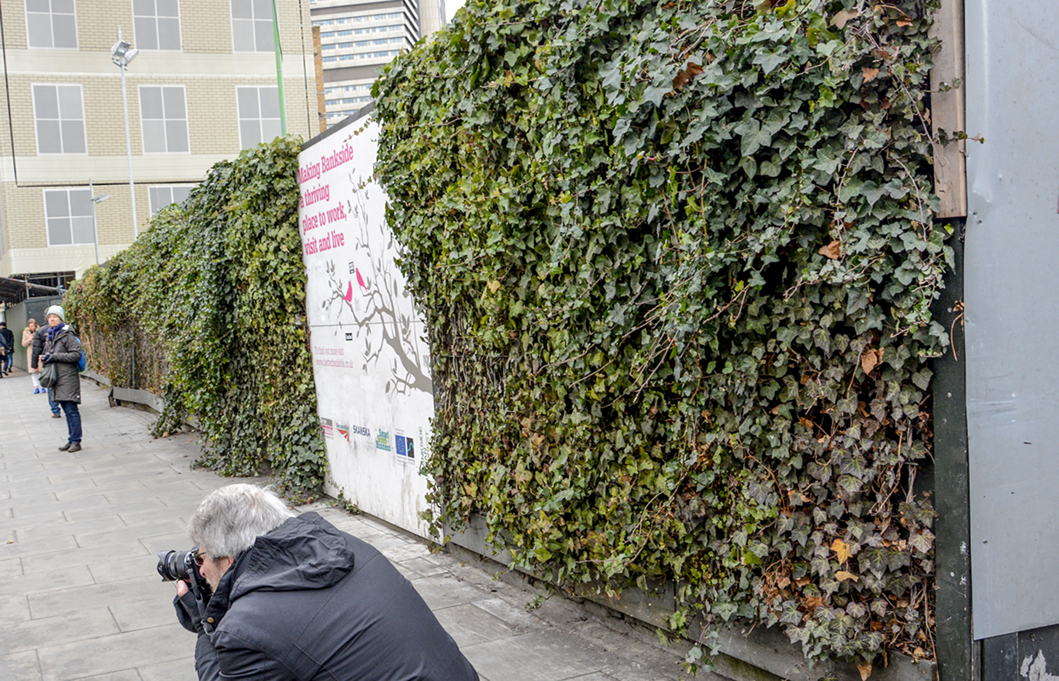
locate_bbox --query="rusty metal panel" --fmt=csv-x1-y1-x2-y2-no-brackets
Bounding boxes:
964,0,1059,642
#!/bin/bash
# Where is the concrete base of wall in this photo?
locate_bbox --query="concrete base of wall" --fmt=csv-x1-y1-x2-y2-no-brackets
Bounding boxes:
82,370,199,429
446,515,935,681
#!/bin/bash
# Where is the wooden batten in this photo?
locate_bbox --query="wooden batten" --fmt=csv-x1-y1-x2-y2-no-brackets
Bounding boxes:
930,0,968,218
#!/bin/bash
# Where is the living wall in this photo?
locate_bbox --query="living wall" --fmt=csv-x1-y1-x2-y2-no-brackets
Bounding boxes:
66,138,326,495
374,0,950,671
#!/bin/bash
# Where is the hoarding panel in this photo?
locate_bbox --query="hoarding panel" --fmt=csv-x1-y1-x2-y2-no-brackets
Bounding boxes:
298,116,433,538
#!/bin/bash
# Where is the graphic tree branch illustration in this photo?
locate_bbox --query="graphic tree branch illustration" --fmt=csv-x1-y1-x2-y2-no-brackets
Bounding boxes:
321,172,432,397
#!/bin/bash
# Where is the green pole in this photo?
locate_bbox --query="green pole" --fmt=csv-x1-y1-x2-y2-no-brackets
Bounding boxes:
271,0,287,136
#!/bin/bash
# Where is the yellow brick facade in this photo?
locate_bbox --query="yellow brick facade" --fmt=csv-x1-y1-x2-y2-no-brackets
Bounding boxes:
0,0,318,279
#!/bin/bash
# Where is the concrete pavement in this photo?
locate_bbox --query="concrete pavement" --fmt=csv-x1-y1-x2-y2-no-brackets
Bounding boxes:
0,370,708,680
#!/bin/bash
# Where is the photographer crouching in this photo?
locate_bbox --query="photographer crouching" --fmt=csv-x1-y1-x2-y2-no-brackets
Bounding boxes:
161,484,480,680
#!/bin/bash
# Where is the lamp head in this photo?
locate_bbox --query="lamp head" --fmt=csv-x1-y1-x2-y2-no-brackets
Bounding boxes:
92,194,111,204
111,39,130,58
111,40,137,66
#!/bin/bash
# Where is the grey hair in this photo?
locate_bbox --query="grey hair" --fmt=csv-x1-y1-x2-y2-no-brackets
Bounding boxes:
186,484,295,559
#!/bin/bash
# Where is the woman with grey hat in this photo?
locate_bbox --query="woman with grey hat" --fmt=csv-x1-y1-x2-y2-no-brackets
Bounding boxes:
40,305,83,452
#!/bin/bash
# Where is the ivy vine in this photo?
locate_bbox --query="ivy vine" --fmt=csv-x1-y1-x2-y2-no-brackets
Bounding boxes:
66,138,327,496
374,0,949,670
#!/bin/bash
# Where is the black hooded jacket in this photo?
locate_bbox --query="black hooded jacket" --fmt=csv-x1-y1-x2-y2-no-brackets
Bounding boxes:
190,512,479,681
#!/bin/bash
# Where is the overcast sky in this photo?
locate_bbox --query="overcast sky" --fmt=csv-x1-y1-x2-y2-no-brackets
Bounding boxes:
446,0,465,23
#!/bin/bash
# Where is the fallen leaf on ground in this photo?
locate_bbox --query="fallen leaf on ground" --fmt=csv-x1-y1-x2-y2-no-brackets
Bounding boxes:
862,67,880,82
836,570,859,582
858,661,873,680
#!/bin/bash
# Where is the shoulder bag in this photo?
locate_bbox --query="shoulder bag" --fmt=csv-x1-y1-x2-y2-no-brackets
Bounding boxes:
39,361,58,388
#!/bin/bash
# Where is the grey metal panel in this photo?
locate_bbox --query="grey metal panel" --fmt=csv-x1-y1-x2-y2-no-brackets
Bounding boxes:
964,0,1059,641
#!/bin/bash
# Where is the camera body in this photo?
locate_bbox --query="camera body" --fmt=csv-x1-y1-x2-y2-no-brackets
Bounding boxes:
157,549,214,633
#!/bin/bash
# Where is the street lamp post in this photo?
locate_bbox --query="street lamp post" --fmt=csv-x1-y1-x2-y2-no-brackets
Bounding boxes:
111,28,139,239
88,180,111,266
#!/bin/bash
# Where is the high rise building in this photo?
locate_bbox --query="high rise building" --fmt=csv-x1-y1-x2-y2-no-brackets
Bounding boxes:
311,0,444,127
0,0,320,283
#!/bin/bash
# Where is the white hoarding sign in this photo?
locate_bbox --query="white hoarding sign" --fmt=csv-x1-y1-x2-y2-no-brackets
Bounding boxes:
297,115,433,538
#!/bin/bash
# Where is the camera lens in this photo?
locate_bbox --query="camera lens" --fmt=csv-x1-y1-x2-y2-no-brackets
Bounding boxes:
156,549,194,581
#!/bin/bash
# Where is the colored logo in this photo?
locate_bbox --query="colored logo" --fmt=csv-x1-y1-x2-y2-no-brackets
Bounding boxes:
375,429,391,452
336,423,371,442
320,418,334,439
395,434,416,460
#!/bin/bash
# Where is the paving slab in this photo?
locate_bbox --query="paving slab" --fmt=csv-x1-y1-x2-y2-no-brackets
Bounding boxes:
0,372,705,680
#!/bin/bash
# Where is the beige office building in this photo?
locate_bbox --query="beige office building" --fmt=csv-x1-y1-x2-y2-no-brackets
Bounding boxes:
0,0,320,285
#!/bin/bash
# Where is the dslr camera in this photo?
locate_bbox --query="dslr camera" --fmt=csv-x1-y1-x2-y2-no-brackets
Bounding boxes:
157,549,214,633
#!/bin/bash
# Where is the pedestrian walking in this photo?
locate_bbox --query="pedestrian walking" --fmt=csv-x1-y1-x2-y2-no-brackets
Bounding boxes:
22,319,42,393
0,321,13,376
40,305,83,452
33,319,62,418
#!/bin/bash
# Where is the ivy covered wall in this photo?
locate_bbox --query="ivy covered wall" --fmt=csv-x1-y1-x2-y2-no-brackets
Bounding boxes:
67,138,327,495
373,0,949,670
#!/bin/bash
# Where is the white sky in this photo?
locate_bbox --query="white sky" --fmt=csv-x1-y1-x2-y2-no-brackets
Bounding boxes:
445,0,465,23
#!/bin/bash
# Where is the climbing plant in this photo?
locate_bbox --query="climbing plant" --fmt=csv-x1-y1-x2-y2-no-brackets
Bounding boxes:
67,137,327,495
374,0,949,671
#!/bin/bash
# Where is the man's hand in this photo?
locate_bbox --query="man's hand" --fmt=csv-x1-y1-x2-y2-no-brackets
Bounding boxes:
174,580,205,634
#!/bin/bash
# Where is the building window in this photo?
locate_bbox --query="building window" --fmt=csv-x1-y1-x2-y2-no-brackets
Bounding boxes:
231,0,274,52
134,0,182,51
43,188,94,246
149,185,193,216
25,0,78,49
139,85,189,154
32,84,86,155
237,86,281,150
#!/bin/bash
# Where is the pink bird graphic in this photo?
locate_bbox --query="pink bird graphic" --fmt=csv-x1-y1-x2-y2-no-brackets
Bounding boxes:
343,281,353,303
356,268,367,289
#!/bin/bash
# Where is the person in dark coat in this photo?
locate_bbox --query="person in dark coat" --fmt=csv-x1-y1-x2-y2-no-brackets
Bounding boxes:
41,305,83,451
33,315,63,418
0,321,13,375
173,484,480,681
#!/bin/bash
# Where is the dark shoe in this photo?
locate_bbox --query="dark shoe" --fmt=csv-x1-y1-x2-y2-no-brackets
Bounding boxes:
51,413,61,418
67,443,82,453
58,442,71,451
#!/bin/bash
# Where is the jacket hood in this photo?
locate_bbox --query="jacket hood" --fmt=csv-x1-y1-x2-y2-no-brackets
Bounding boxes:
206,512,356,625
231,512,355,599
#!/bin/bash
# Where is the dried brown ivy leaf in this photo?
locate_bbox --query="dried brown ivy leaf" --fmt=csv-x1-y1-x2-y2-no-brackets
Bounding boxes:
672,63,704,90
830,9,859,29
862,347,884,375
819,241,842,260
832,538,852,563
